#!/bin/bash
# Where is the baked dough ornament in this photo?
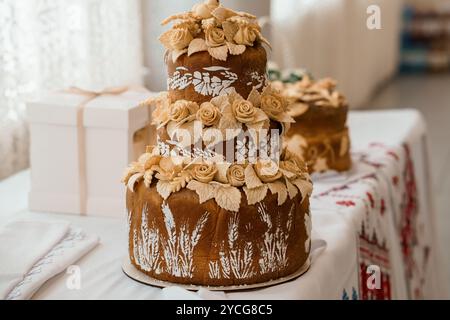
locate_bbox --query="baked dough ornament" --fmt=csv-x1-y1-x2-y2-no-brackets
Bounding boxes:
278,76,352,174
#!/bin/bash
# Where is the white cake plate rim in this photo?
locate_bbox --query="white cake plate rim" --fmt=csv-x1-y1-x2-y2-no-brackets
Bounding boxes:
122,257,311,292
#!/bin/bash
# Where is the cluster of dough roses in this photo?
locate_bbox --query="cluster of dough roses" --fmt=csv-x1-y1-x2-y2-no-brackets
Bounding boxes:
159,0,270,62
149,85,295,146
277,76,348,118
123,145,312,212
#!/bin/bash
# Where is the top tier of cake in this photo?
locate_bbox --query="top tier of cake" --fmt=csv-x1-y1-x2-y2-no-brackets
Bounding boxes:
160,0,270,104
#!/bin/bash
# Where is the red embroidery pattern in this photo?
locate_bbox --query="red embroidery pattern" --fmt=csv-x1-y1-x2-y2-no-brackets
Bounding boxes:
399,144,428,299
392,176,399,186
336,200,356,207
317,142,432,300
366,192,375,209
380,199,386,215
318,143,402,299
359,222,392,300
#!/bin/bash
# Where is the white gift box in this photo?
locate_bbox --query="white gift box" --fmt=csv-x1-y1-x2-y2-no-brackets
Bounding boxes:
27,87,156,217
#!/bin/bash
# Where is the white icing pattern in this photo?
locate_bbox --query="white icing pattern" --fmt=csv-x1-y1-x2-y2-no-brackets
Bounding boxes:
132,200,305,281
246,71,268,90
133,204,162,274
168,66,267,97
168,66,238,97
208,202,296,280
132,202,209,278
258,202,294,274
208,213,256,280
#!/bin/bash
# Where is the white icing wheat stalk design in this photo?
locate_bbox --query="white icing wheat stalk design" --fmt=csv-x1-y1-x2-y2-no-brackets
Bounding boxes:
133,204,161,273
208,261,221,279
132,202,209,278
161,202,209,278
208,213,255,279
258,202,294,274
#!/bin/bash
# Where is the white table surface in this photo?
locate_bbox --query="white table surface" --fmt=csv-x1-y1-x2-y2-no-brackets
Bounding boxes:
0,109,441,299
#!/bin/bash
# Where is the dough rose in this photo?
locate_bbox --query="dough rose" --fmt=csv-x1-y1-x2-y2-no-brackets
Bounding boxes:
169,28,193,50
233,25,257,46
192,163,218,183
197,102,220,126
255,160,282,183
232,100,256,123
205,27,226,47
261,93,286,119
169,100,199,123
227,164,245,187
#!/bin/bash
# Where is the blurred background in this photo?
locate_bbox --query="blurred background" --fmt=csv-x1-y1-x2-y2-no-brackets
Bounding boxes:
1,0,449,292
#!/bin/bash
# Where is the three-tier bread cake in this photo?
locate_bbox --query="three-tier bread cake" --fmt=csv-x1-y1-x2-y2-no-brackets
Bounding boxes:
276,77,352,174
122,0,313,287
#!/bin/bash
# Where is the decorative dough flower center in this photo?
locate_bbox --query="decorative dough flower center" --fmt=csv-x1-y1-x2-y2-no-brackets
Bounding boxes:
192,163,218,183
233,25,257,46
205,27,226,47
197,102,220,126
261,94,285,118
255,160,282,183
169,100,199,123
169,28,193,51
232,100,256,123
227,164,245,187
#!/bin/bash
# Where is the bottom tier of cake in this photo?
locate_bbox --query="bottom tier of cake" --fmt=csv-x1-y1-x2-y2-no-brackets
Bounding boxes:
127,182,311,287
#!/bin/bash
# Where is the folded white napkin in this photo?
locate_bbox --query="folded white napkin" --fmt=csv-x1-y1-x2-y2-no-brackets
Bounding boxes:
0,220,99,300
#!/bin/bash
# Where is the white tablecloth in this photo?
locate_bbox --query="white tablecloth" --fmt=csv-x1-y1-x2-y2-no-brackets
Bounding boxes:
0,109,444,299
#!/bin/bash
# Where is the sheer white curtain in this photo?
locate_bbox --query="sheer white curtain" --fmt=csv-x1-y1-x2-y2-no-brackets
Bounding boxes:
271,0,403,108
0,0,144,180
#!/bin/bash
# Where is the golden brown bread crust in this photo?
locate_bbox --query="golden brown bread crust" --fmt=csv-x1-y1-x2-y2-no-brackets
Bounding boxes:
127,182,310,286
292,104,348,134
167,44,268,104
